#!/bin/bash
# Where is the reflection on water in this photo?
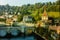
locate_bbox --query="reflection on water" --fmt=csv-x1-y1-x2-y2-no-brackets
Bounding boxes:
0,36,34,40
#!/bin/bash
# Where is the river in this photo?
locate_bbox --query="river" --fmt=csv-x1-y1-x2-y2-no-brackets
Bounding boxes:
0,36,34,40
0,26,44,40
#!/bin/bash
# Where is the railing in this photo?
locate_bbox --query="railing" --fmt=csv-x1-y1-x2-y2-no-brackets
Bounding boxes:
0,26,35,33
33,30,47,40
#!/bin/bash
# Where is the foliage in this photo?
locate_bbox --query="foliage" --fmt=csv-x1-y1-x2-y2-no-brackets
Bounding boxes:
0,18,6,22
0,0,60,21
36,27,57,40
17,14,23,22
48,12,60,18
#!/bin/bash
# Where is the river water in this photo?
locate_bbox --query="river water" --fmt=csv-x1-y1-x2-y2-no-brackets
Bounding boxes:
0,36,34,40
0,26,44,40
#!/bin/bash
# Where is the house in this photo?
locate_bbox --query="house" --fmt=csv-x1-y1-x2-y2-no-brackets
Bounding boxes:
49,26,60,34
36,21,46,28
6,18,13,26
23,15,33,23
57,27,60,34
0,15,5,19
37,10,49,27
0,16,5,19
12,15,18,22
41,10,48,22
5,12,18,25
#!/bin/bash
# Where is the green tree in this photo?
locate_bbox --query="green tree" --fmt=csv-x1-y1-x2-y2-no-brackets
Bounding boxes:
17,14,23,22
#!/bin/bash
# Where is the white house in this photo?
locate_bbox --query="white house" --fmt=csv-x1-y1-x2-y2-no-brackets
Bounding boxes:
23,15,33,22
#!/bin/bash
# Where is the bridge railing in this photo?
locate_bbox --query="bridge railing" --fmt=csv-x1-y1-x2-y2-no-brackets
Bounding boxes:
0,26,36,33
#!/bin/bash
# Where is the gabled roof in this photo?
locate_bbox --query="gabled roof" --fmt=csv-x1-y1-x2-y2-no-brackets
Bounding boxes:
0,16,5,18
42,10,48,16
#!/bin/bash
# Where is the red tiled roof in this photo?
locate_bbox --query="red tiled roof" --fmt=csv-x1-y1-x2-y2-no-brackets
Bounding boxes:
43,10,47,16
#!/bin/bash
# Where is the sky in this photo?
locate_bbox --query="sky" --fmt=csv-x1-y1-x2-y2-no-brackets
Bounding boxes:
0,0,57,6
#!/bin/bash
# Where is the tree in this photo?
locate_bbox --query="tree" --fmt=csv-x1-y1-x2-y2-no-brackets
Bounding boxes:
56,0,60,5
17,14,23,22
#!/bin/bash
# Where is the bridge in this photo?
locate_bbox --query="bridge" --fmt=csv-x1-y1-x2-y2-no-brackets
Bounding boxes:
0,26,47,40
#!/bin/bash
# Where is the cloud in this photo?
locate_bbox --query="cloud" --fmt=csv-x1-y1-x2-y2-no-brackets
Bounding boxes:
0,0,57,6
0,0,7,5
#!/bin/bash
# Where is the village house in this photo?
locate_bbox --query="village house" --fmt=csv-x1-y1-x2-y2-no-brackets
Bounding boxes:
36,9,60,35
5,12,18,26
0,16,5,19
36,9,49,28
49,26,60,34
12,15,18,22
0,12,20,26
6,18,13,26
6,15,18,26
23,15,33,23
41,10,48,22
36,9,60,28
